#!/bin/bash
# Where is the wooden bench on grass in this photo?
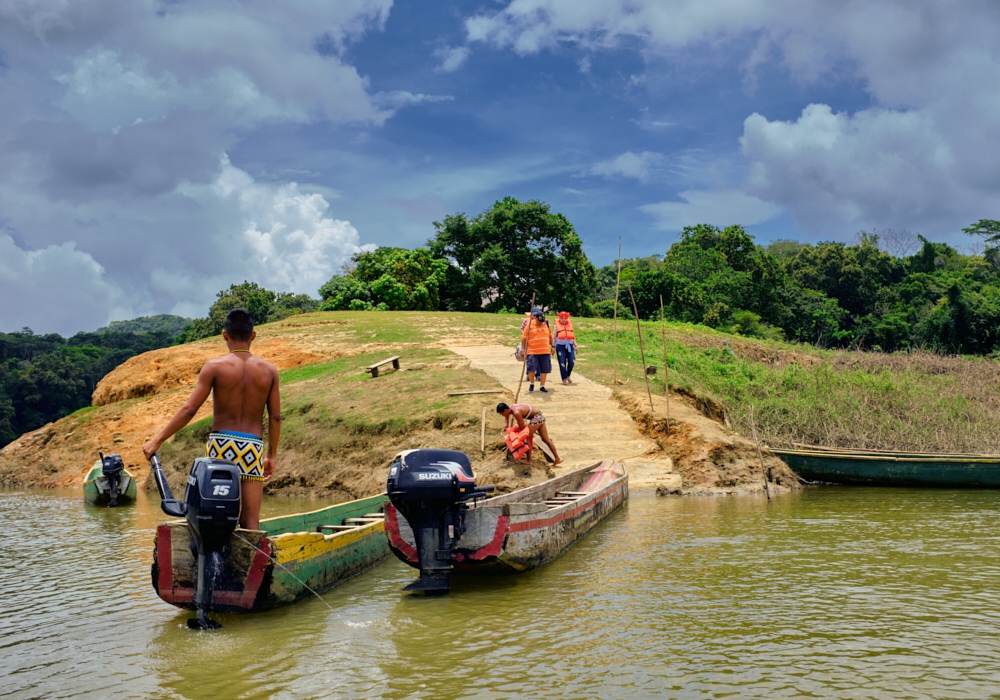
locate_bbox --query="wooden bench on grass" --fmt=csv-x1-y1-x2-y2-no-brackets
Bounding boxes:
366,355,401,378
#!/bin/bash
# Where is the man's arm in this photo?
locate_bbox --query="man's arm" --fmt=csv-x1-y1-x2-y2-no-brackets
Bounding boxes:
142,363,215,459
262,366,281,480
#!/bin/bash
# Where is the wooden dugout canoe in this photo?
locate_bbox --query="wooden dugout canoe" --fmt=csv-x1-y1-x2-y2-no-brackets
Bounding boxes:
83,461,137,505
772,445,1000,488
385,460,628,574
152,493,390,614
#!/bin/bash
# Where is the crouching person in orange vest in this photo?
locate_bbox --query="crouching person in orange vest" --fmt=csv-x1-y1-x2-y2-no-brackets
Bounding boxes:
497,402,562,466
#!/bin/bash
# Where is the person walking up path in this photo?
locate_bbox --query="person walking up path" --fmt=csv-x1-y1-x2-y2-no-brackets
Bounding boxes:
522,306,554,393
555,311,577,385
143,309,281,530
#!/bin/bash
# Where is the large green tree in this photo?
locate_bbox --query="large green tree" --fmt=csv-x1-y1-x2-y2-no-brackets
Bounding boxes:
319,247,447,311
429,197,596,314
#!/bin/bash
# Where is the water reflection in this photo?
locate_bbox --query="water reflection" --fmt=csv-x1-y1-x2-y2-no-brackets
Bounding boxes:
4,487,1000,699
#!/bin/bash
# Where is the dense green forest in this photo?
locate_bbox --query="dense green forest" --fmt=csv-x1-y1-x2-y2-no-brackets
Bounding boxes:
318,199,1000,355
0,317,189,446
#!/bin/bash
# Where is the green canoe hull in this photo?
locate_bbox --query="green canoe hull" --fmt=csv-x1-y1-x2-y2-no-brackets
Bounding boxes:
152,493,390,614
773,447,1000,488
82,462,138,505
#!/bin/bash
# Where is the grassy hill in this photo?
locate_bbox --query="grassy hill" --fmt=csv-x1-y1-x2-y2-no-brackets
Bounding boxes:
2,310,998,496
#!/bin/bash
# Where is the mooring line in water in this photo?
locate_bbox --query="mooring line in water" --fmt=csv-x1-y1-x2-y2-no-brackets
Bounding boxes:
232,532,336,613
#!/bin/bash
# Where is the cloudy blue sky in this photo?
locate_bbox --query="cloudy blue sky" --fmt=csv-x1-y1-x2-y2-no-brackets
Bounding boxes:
3,0,1000,334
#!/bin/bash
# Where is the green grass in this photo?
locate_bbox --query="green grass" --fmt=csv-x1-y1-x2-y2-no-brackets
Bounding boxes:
176,309,1000,460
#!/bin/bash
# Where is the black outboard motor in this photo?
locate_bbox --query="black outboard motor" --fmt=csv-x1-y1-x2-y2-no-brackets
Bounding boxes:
99,452,124,507
150,453,241,629
386,449,494,593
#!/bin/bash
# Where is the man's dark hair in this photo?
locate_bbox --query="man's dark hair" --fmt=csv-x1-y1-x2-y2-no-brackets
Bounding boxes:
496,403,509,414
224,308,254,341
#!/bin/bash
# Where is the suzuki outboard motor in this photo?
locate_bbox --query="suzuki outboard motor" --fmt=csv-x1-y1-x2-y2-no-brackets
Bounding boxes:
150,454,241,629
99,452,124,507
386,449,494,593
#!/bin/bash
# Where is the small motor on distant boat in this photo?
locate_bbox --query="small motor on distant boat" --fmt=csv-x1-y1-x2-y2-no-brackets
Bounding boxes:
385,449,494,593
83,452,137,507
150,453,241,629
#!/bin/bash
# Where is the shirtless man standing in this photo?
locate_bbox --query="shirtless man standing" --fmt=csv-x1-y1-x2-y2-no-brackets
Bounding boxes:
496,402,562,466
143,309,280,530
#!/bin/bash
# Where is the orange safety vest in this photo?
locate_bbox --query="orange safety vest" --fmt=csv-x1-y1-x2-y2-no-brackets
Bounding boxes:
522,319,552,355
555,318,575,341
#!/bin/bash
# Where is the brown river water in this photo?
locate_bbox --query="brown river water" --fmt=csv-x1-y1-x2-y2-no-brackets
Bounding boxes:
2,486,1000,699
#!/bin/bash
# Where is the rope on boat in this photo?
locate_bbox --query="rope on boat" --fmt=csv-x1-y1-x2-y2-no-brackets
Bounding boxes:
232,532,336,613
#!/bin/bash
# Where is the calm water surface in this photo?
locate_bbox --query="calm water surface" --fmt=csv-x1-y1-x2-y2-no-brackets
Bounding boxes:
2,487,1000,699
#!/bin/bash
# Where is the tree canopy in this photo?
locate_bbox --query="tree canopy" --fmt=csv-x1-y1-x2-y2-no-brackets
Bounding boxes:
320,247,447,311
428,197,597,314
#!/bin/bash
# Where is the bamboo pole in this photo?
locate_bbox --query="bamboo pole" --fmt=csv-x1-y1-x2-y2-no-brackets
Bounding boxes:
612,237,622,385
481,406,487,455
660,294,669,436
749,404,771,502
513,292,536,405
627,284,655,414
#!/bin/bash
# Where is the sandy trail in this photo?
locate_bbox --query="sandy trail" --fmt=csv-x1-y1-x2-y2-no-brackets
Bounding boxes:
448,345,680,491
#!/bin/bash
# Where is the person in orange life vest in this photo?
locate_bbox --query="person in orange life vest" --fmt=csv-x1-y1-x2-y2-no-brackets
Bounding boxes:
554,311,577,385
521,306,554,393
497,402,562,465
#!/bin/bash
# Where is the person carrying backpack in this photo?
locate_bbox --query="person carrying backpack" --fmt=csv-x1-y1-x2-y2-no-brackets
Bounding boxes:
521,306,554,393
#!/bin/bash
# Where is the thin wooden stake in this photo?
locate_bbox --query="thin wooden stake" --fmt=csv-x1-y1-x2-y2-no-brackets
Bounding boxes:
749,404,771,502
481,406,487,455
659,294,669,436
627,284,655,414
612,237,622,385
514,292,536,405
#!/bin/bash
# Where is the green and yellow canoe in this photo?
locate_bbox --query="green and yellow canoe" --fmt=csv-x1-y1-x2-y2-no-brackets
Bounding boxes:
152,493,390,614
82,461,138,505
772,444,1000,488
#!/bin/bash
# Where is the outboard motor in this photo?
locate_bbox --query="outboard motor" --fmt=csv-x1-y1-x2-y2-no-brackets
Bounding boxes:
386,449,494,593
150,453,241,629
99,452,124,507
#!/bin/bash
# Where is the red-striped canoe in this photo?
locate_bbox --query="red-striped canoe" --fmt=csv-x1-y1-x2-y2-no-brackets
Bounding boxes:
385,460,628,574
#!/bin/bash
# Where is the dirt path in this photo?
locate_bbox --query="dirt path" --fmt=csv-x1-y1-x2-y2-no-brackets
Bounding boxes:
448,345,681,491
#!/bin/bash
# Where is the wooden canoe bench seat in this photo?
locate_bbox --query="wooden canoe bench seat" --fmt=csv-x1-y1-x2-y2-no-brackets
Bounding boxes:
366,356,401,378
343,517,383,525
556,491,588,497
317,525,358,532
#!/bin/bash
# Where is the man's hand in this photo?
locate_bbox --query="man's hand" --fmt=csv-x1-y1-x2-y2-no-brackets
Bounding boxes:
262,456,275,481
142,439,162,461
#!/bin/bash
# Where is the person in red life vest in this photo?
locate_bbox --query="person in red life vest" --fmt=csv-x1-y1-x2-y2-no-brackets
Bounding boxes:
521,306,554,393
497,402,562,465
554,311,577,385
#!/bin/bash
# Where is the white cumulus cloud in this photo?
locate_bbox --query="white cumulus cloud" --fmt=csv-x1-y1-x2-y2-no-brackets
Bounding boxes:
0,235,127,334
433,46,472,73
590,151,664,183
640,189,780,231
179,156,366,300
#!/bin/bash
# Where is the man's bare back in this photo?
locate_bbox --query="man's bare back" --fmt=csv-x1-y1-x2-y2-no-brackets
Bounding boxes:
143,310,281,529
208,352,278,435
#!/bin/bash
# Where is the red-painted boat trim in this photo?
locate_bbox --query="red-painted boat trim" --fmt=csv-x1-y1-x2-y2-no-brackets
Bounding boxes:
157,524,174,603
385,504,419,563
240,537,271,608
453,515,509,562
509,484,624,533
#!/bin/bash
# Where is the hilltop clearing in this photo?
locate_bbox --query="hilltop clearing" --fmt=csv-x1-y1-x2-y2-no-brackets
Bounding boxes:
4,310,998,497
